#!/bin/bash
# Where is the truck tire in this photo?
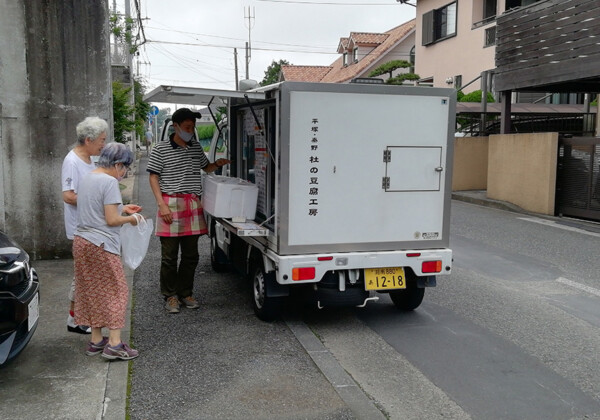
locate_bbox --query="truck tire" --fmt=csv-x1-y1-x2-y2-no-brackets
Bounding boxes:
389,286,425,311
210,233,229,273
251,263,281,322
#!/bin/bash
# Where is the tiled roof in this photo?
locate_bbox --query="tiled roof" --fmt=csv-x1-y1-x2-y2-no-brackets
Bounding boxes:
281,19,415,84
349,32,389,46
337,37,349,53
280,65,333,82
322,20,415,84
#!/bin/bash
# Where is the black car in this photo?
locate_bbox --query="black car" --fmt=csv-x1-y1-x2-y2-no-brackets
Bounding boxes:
0,231,39,366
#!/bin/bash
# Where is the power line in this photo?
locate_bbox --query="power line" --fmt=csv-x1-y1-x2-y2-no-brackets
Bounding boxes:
145,25,335,51
146,39,340,55
149,43,232,85
146,38,415,65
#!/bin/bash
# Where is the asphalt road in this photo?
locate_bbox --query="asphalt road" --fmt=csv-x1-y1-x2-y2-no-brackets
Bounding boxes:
129,156,600,419
304,201,600,419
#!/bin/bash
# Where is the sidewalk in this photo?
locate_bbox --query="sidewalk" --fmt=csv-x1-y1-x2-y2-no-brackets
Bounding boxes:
0,162,139,420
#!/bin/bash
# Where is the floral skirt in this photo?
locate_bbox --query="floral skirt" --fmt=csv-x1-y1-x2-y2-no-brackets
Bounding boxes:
73,236,128,329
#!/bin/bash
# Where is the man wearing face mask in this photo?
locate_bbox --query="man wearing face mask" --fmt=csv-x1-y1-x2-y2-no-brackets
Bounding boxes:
147,108,230,314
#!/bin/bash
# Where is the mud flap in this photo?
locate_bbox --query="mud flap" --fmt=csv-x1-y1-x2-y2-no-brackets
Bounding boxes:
264,272,290,297
416,275,436,288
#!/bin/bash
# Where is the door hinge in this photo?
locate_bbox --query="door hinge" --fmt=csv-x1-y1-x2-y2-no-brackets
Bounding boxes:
382,177,390,190
383,149,391,163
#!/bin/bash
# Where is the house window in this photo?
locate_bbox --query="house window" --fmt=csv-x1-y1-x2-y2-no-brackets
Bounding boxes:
483,0,497,20
454,75,462,90
343,52,347,66
353,47,358,63
505,0,540,10
484,26,496,47
422,2,457,46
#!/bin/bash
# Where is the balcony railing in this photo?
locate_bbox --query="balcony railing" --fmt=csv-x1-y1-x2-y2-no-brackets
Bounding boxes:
494,0,600,93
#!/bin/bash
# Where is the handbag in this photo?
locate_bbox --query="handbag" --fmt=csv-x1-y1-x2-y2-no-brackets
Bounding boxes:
120,213,154,270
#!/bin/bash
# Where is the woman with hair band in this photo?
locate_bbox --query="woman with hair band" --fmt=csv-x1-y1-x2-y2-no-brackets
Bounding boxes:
73,142,143,360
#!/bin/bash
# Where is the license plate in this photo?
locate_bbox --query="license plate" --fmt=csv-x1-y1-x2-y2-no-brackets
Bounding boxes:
364,267,406,291
28,292,39,331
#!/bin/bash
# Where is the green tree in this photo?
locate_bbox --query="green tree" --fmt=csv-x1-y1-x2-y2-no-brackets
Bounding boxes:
368,60,420,85
155,107,171,136
112,81,135,143
109,13,138,54
112,80,151,143
134,80,151,138
261,59,290,86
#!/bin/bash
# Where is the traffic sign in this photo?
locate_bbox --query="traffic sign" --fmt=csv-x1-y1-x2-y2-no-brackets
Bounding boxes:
150,105,159,116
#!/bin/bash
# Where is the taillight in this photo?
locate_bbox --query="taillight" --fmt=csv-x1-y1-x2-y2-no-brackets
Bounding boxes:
292,267,316,281
422,260,442,273
317,256,333,261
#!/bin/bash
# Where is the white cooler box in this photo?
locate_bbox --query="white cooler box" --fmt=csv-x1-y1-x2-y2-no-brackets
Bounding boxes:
203,175,258,220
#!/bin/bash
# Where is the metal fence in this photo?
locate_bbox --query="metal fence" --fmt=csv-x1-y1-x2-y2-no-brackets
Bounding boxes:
556,136,600,221
456,113,596,137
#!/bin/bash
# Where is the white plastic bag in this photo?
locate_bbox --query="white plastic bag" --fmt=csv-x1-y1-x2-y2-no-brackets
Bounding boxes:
120,214,154,270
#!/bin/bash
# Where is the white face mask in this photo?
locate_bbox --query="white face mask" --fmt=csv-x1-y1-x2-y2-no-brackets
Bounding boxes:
115,164,125,181
177,126,194,143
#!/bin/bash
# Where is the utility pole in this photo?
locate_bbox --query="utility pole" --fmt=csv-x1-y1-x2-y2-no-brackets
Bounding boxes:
245,42,249,80
234,48,239,90
125,0,136,153
244,7,255,81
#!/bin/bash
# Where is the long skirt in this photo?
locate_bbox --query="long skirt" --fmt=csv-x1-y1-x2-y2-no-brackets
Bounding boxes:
73,236,128,330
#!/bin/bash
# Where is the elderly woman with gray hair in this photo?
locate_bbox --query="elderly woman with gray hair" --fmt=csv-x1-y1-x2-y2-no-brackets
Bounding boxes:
62,116,108,335
73,142,142,361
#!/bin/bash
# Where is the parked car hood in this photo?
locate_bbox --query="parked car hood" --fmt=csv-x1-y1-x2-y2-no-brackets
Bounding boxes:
0,232,26,268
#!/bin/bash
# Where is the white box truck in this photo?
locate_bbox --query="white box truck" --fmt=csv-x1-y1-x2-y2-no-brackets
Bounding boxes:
145,81,455,321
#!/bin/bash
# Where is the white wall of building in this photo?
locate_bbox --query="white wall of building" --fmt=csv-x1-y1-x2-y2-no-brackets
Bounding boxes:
415,0,502,92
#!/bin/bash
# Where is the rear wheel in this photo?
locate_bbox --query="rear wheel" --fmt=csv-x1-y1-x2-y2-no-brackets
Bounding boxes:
389,271,425,311
389,286,425,311
251,263,280,322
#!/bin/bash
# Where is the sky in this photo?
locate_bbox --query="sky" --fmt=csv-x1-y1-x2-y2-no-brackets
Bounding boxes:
128,0,416,98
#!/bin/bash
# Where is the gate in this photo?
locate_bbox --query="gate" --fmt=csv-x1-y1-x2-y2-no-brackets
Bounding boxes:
556,136,600,221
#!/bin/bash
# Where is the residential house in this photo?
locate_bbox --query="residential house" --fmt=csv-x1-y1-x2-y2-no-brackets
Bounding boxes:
415,0,545,96
280,19,416,83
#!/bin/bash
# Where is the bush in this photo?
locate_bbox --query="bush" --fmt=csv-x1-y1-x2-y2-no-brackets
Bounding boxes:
457,90,495,103
196,125,215,140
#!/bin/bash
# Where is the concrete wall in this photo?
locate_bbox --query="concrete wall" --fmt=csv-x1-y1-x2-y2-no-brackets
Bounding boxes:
452,136,488,191
0,0,112,258
487,133,559,215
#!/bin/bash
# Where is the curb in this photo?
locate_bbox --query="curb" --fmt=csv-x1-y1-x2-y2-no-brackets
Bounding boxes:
102,156,141,419
452,191,528,214
285,317,386,419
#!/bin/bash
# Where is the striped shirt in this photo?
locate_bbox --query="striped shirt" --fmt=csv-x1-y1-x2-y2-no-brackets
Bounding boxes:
147,136,209,196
